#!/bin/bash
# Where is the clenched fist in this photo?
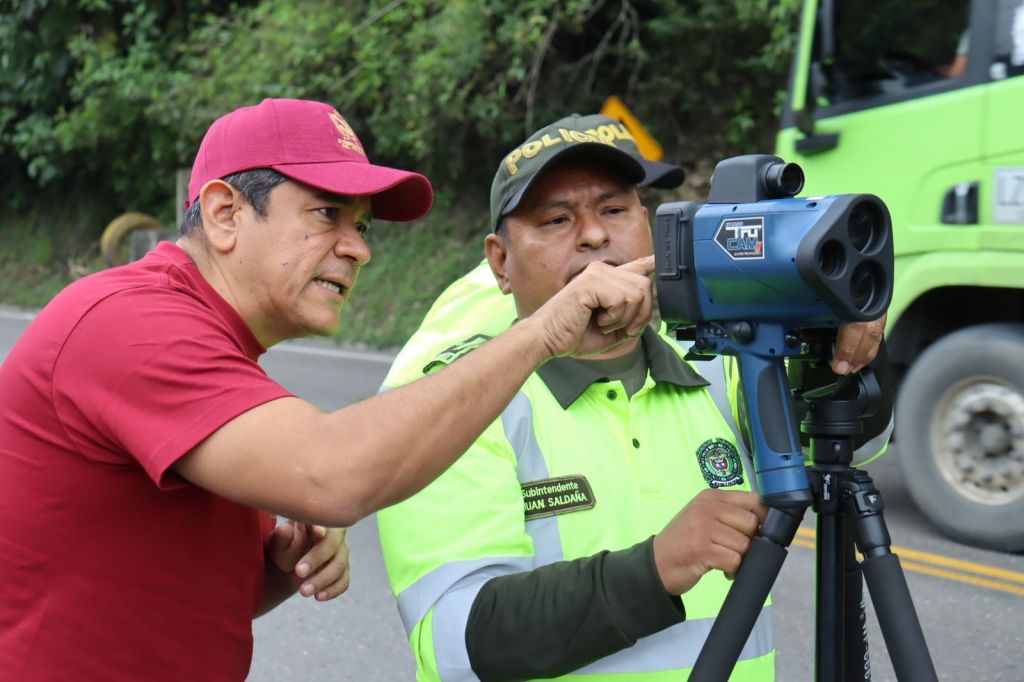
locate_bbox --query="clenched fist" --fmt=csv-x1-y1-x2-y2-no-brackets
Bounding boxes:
527,256,655,359
652,489,768,596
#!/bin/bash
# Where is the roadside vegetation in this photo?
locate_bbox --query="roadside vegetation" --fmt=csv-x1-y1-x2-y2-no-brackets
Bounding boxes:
0,0,800,346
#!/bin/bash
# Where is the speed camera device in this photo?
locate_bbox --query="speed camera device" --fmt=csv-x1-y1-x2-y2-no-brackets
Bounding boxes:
654,154,893,506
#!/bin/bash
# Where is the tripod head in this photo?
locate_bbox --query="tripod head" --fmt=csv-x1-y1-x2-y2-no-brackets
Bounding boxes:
790,336,886,466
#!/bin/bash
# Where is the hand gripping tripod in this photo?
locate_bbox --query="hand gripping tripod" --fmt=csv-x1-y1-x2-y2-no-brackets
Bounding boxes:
689,364,938,681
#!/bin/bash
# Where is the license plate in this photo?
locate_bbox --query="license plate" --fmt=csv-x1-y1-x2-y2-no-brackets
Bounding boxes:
994,168,1024,223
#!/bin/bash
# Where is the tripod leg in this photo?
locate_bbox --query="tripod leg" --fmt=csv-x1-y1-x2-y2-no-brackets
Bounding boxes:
689,505,805,682
813,469,872,682
843,534,870,682
846,472,938,682
861,554,936,682
816,514,844,681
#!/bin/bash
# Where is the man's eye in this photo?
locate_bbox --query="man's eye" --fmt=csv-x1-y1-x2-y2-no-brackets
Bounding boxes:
317,207,339,219
543,215,569,227
606,206,627,216
356,222,371,235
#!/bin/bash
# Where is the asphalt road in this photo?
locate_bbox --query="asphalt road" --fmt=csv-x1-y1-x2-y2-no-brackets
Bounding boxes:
2,307,1022,681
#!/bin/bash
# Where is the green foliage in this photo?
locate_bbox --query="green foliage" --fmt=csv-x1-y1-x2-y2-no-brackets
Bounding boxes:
1,0,802,213
0,0,250,208
335,196,487,347
0,0,804,344
0,189,112,306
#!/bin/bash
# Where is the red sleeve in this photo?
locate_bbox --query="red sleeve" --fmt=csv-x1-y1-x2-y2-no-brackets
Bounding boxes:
52,287,293,489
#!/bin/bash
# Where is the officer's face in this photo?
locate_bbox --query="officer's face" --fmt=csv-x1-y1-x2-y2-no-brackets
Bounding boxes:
232,180,373,346
485,160,650,319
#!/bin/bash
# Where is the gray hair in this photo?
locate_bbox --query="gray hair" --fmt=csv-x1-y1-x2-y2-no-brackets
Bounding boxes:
179,168,289,237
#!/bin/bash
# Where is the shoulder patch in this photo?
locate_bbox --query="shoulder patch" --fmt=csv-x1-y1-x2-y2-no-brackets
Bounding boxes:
695,438,744,488
521,475,596,520
422,334,493,374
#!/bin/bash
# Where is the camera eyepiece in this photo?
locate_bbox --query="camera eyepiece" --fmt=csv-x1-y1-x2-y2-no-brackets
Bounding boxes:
763,162,805,197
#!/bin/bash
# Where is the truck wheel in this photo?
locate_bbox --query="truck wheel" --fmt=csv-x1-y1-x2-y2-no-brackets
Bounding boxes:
896,323,1024,551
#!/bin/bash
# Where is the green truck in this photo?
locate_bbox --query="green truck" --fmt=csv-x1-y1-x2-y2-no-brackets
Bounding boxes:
776,0,1024,551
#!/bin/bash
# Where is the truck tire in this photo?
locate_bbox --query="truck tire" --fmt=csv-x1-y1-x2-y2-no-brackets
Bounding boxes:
896,323,1024,552
100,212,165,266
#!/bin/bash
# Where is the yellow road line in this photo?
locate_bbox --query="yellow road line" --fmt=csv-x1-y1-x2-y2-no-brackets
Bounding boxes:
897,559,1024,597
794,528,1024,584
790,527,1024,596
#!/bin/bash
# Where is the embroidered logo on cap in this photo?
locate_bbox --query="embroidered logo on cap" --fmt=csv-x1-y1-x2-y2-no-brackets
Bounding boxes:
695,438,744,488
329,110,366,156
502,122,636,176
521,476,596,520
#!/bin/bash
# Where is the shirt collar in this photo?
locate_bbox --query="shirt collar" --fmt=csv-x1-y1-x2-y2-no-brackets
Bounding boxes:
536,326,710,409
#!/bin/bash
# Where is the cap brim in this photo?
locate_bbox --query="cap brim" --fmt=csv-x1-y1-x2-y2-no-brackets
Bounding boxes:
637,159,686,190
501,143,646,221
271,160,434,222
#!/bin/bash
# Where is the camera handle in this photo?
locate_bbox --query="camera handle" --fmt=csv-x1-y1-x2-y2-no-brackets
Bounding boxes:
687,366,938,681
691,321,814,506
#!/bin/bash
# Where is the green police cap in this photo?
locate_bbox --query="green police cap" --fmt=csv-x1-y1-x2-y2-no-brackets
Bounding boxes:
489,114,658,232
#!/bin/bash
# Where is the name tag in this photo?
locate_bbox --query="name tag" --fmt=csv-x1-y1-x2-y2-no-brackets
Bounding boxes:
521,475,596,520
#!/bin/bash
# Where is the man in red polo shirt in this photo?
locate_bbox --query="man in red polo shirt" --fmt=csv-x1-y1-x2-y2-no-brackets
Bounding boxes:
0,98,657,680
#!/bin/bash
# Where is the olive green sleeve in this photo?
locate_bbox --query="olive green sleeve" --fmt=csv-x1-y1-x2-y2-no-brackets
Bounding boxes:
465,536,684,682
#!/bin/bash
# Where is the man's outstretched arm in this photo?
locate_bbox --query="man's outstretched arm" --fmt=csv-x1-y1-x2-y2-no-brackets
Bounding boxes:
174,258,656,526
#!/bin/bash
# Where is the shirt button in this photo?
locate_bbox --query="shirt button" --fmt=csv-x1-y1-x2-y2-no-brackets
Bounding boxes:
606,390,617,400
632,438,640,448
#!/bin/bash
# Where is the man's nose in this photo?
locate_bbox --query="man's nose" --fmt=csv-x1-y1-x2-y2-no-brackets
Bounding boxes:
577,212,610,249
335,226,372,266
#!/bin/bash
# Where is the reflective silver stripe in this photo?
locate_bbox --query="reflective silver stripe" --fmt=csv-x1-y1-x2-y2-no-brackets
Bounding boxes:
503,392,545,478
852,413,894,466
576,604,774,675
701,356,757,492
395,556,533,636
432,566,516,682
429,391,567,679
502,391,566,566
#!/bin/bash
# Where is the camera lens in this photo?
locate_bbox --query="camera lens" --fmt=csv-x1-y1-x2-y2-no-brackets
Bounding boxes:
850,262,884,314
848,202,882,254
764,163,805,197
818,240,846,278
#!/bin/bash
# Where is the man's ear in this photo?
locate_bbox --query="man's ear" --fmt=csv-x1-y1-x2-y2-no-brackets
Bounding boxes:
198,180,244,254
484,233,512,295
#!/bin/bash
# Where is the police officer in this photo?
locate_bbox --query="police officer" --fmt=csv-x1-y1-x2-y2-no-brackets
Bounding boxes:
377,114,888,681
383,114,686,381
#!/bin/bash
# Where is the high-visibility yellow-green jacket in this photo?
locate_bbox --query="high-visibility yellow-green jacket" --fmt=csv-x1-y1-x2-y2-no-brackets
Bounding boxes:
380,331,774,679
385,260,514,383
378,261,889,681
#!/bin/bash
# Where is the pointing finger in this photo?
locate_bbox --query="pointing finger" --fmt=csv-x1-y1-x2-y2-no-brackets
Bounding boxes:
618,255,655,276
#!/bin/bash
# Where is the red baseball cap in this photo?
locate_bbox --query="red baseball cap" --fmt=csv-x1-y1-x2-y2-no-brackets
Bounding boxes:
186,98,433,222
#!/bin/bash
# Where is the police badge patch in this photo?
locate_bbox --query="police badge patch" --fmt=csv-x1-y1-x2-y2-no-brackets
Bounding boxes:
695,438,744,488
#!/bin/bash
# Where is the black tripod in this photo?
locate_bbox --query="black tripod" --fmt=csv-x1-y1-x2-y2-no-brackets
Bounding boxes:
689,366,938,681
